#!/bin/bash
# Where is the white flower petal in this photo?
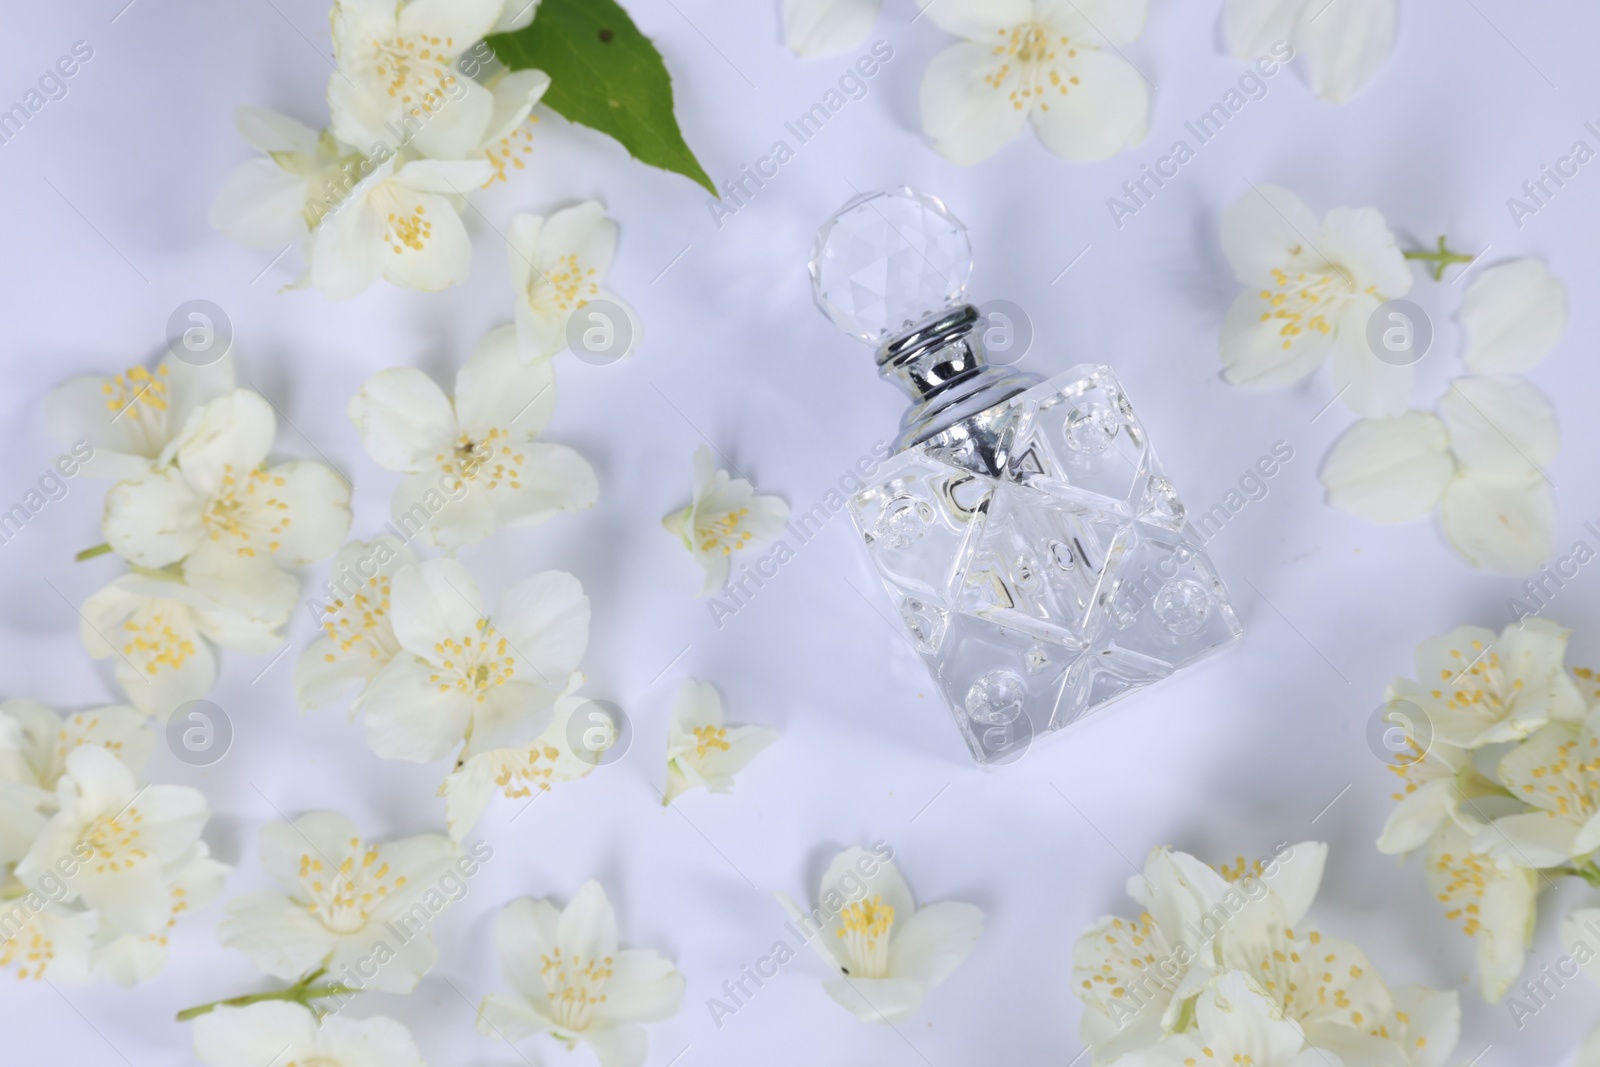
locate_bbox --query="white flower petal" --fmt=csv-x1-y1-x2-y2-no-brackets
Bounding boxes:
557,880,619,962
1294,0,1397,103
494,895,563,998
582,1024,649,1067
918,0,1030,38
476,991,556,1041
485,443,599,529
920,41,1031,165
1476,811,1579,868
317,1014,427,1067
1261,840,1326,924
1039,0,1147,45
887,900,983,988
193,1002,318,1067
1320,412,1454,523
491,0,540,32
821,976,925,1023
234,106,320,155
103,469,207,567
379,190,475,293
1317,204,1411,296
1330,294,1411,416
1441,468,1555,574
1461,259,1568,372
454,325,557,437
363,656,473,761
348,367,459,472
1220,183,1323,283
589,949,685,1027
218,891,336,981
310,197,383,300
391,470,496,548
537,200,618,279
1219,289,1335,388
1438,375,1559,476
1225,0,1307,58
210,159,310,248
397,0,503,45
783,0,882,57
174,390,277,493
1029,51,1149,162
406,80,497,161
389,558,487,656
491,570,590,685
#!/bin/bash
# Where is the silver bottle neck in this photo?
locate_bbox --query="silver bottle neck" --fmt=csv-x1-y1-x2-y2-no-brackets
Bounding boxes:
878,304,1041,455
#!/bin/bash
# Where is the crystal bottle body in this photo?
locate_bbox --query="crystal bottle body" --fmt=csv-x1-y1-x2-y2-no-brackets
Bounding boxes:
847,364,1242,764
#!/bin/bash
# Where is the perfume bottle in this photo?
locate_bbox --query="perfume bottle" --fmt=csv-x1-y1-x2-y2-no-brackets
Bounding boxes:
809,188,1242,764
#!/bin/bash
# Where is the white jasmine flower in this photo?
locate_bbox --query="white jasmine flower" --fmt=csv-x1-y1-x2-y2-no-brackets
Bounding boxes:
664,680,774,804
1217,902,1393,1064
783,0,880,57
440,692,599,840
103,388,352,579
1219,184,1413,416
1461,258,1568,373
194,1002,426,1067
15,747,214,942
1111,972,1330,1067
508,200,635,361
776,845,983,1024
1321,378,1560,573
1074,846,1232,1059
1425,820,1536,1002
362,558,589,763
209,108,349,249
662,446,789,596
1074,843,1332,1062
96,840,230,986
477,881,684,1067
1476,706,1600,867
348,325,596,549
219,812,459,992
1225,0,1396,103
43,350,236,481
327,0,504,162
82,565,295,718
1386,620,1584,748
0,698,151,865
308,156,492,299
295,536,416,711
919,0,1150,165
0,902,97,983
1375,735,1476,855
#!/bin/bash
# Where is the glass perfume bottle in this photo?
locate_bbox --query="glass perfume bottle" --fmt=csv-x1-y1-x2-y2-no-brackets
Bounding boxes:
809,187,1242,764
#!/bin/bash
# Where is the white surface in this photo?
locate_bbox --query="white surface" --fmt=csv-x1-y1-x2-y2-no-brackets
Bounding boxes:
3,1,1600,1064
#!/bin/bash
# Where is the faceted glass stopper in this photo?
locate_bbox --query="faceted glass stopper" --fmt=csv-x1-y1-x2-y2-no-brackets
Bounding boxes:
809,187,973,344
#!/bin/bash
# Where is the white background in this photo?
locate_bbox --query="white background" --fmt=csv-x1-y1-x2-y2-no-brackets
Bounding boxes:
3,0,1600,1064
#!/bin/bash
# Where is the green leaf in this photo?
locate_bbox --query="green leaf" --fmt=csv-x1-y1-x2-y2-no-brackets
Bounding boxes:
487,0,714,194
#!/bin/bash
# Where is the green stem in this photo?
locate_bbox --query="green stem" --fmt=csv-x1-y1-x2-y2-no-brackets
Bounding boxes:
175,968,356,1022
74,543,112,561
1559,860,1600,887
1403,235,1477,281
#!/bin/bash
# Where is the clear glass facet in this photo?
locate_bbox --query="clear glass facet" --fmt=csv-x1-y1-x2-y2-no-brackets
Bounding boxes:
808,188,973,344
848,365,1243,764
